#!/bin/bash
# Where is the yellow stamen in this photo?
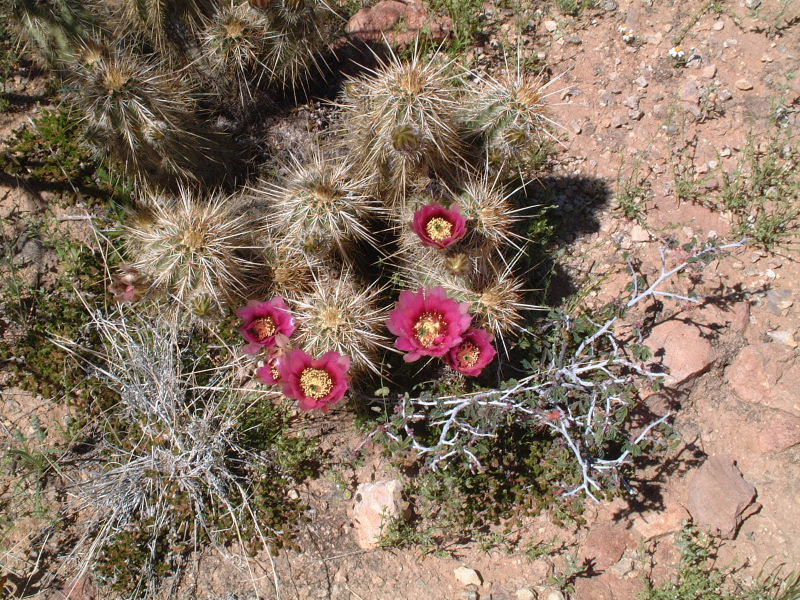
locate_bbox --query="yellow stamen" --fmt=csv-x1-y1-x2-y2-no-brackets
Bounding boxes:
251,316,277,341
425,217,454,242
414,312,446,347
456,342,480,368
299,367,334,399
270,362,280,382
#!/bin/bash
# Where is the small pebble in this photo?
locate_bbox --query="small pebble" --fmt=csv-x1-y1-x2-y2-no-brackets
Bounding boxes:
516,589,537,600
630,109,645,120
719,88,733,101
735,78,753,90
701,65,717,78
634,76,649,88
544,20,558,32
766,330,797,348
712,20,725,31
720,147,732,157
454,567,482,587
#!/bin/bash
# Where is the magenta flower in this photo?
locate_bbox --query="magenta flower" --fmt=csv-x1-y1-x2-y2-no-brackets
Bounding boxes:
237,297,295,354
411,203,467,249
278,349,351,411
256,349,283,385
387,287,472,362
446,328,497,376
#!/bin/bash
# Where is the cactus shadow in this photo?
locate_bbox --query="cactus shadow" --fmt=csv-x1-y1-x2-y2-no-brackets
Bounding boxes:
517,173,613,307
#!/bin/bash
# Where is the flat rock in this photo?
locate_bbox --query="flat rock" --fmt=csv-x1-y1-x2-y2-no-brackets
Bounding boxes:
633,502,691,540
727,343,799,415
630,223,650,242
680,80,701,104
544,20,558,32
580,523,633,570
755,409,800,453
346,0,451,46
645,320,714,386
351,479,405,549
735,78,753,90
687,455,759,539
574,573,641,600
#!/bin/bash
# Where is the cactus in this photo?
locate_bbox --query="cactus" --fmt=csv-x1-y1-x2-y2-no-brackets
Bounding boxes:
337,48,465,208
121,0,217,62
8,0,99,65
261,233,321,298
70,44,234,187
289,271,391,376
463,59,565,172
123,187,255,311
253,146,381,259
395,241,534,352
243,0,337,91
198,1,275,110
455,171,526,252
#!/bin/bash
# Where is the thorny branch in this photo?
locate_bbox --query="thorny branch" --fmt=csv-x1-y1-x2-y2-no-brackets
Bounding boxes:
374,239,745,501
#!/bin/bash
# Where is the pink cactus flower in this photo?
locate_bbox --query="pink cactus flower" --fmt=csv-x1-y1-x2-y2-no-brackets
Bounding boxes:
387,287,472,362
256,349,283,385
278,349,351,411
446,328,497,376
411,203,467,249
237,297,295,354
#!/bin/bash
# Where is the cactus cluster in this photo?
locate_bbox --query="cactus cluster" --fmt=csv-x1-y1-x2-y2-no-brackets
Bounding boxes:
9,0,556,397
116,45,555,391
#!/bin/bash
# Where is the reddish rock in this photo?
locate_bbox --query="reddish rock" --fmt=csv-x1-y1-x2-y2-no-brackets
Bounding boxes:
633,502,691,540
580,523,633,570
645,320,714,386
727,343,799,415
686,455,759,539
755,409,800,453
346,0,451,47
574,573,641,600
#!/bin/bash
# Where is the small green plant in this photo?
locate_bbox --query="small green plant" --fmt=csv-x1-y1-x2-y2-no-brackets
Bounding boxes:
0,106,127,204
555,0,596,17
640,523,800,600
0,224,120,406
427,0,483,54
2,417,61,516
718,135,799,250
547,552,587,595
616,164,652,222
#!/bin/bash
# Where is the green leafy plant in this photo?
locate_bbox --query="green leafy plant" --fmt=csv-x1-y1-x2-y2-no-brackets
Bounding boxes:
640,523,800,600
